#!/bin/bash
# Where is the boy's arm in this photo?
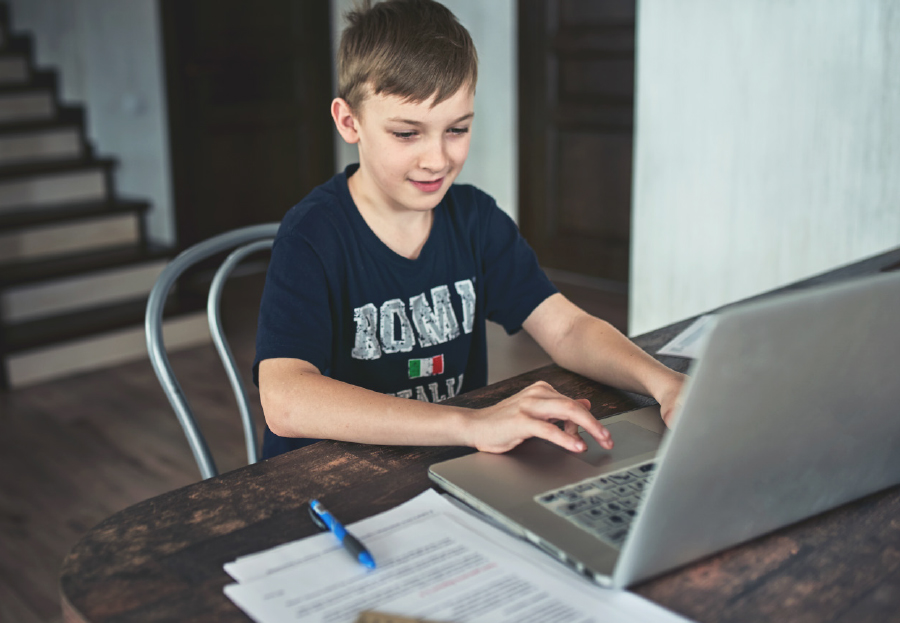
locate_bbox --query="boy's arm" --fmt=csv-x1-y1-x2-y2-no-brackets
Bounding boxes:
522,293,686,427
259,358,613,453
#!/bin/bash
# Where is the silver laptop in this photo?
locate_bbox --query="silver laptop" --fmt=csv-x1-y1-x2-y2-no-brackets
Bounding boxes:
429,270,900,588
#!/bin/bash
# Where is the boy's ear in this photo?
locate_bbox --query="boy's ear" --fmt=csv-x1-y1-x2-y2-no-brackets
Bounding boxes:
331,98,360,144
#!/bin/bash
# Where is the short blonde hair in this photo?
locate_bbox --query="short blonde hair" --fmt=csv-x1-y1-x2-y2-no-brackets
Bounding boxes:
338,0,478,113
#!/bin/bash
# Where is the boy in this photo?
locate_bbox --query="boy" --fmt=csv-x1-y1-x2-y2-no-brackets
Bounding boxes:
254,0,685,460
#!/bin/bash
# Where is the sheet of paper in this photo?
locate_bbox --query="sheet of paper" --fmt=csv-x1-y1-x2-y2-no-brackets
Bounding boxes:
224,490,693,623
655,314,716,359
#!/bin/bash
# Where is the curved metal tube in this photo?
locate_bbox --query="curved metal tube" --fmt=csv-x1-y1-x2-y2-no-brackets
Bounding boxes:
145,223,279,479
208,239,274,467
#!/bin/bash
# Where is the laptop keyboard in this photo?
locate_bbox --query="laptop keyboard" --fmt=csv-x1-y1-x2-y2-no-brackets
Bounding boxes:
534,460,656,549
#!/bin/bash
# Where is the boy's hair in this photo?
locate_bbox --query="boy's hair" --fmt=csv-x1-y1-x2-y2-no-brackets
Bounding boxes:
338,0,478,113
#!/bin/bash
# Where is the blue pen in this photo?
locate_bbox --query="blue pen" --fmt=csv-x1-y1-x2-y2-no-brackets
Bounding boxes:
308,499,376,570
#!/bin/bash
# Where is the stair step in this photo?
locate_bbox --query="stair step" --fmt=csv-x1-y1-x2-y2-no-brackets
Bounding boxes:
0,197,148,231
0,7,7,50
0,54,27,85
2,288,202,351
4,303,210,388
0,125,83,166
0,68,54,92
0,33,32,56
0,71,56,122
1,248,180,331
0,242,169,286
0,88,53,123
1,255,168,323
0,210,142,264
0,245,174,325
0,105,83,134
0,157,114,212
0,156,114,179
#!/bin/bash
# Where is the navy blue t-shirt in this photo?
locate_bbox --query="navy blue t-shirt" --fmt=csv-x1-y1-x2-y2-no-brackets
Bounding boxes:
254,165,557,458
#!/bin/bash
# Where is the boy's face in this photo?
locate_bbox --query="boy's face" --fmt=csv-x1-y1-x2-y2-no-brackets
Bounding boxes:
336,85,475,215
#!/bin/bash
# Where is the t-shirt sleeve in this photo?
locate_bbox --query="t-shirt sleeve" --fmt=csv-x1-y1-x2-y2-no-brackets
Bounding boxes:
479,196,558,335
253,229,333,385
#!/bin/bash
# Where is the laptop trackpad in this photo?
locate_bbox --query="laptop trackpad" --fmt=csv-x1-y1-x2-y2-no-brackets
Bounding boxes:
573,421,663,468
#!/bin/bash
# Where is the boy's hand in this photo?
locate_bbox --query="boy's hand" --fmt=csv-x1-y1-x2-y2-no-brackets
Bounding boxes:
464,381,613,454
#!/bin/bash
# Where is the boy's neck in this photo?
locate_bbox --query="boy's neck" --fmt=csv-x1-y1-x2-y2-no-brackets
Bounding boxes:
347,169,435,261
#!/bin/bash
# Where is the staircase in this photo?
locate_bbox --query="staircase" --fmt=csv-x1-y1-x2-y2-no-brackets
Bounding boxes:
0,4,209,388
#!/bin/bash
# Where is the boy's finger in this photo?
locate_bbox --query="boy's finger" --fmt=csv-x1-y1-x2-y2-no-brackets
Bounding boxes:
558,400,612,445
532,420,586,453
532,398,613,450
561,407,613,450
517,391,612,449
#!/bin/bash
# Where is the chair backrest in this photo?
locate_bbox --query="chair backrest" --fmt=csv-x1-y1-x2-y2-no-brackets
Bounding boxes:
145,223,279,479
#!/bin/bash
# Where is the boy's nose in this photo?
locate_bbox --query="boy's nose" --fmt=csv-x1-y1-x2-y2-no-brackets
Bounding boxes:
418,138,449,173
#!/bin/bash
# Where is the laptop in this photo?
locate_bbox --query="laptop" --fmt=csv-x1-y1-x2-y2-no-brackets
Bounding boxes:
429,270,900,588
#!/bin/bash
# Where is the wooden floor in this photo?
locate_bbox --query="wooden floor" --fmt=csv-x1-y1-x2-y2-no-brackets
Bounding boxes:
0,272,626,623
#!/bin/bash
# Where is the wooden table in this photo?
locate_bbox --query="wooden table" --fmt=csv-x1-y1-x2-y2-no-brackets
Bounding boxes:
60,248,900,623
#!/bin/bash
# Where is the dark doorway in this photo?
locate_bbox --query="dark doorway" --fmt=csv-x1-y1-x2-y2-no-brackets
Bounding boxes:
518,0,635,285
161,0,335,248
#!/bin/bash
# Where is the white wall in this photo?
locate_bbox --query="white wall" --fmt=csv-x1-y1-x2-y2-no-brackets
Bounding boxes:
330,0,519,220
630,0,900,335
8,0,175,244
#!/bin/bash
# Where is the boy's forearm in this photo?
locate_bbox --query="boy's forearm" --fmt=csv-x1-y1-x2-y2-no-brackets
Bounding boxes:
549,314,679,401
259,360,473,447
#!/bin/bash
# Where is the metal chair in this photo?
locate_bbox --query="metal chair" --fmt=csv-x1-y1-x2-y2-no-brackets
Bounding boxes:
145,223,279,479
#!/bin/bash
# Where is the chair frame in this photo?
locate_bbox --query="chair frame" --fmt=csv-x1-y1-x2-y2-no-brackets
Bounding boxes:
145,223,279,479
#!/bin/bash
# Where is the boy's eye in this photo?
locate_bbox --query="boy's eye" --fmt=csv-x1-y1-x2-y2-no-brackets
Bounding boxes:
392,131,417,139
448,127,469,136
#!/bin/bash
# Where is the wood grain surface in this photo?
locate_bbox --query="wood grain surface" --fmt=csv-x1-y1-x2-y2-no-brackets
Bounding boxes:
59,247,900,623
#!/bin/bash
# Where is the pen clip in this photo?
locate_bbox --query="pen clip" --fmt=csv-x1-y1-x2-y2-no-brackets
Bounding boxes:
308,500,328,531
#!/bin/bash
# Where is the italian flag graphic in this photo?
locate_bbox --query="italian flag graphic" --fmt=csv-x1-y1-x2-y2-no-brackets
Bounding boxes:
408,354,444,379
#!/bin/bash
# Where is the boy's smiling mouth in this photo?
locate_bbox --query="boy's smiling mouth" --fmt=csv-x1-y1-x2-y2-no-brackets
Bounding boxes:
410,178,445,193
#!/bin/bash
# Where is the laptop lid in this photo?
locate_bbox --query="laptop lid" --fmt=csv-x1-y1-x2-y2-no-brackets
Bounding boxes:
430,271,900,588
613,270,900,586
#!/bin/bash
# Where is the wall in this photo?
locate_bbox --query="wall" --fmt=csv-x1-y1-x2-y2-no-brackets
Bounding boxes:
330,0,519,220
8,0,175,244
630,0,900,335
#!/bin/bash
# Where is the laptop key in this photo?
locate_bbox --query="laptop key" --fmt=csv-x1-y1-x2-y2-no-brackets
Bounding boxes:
604,528,630,545
576,508,613,529
535,459,657,549
559,499,590,515
603,501,625,514
585,494,612,507
589,488,619,502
